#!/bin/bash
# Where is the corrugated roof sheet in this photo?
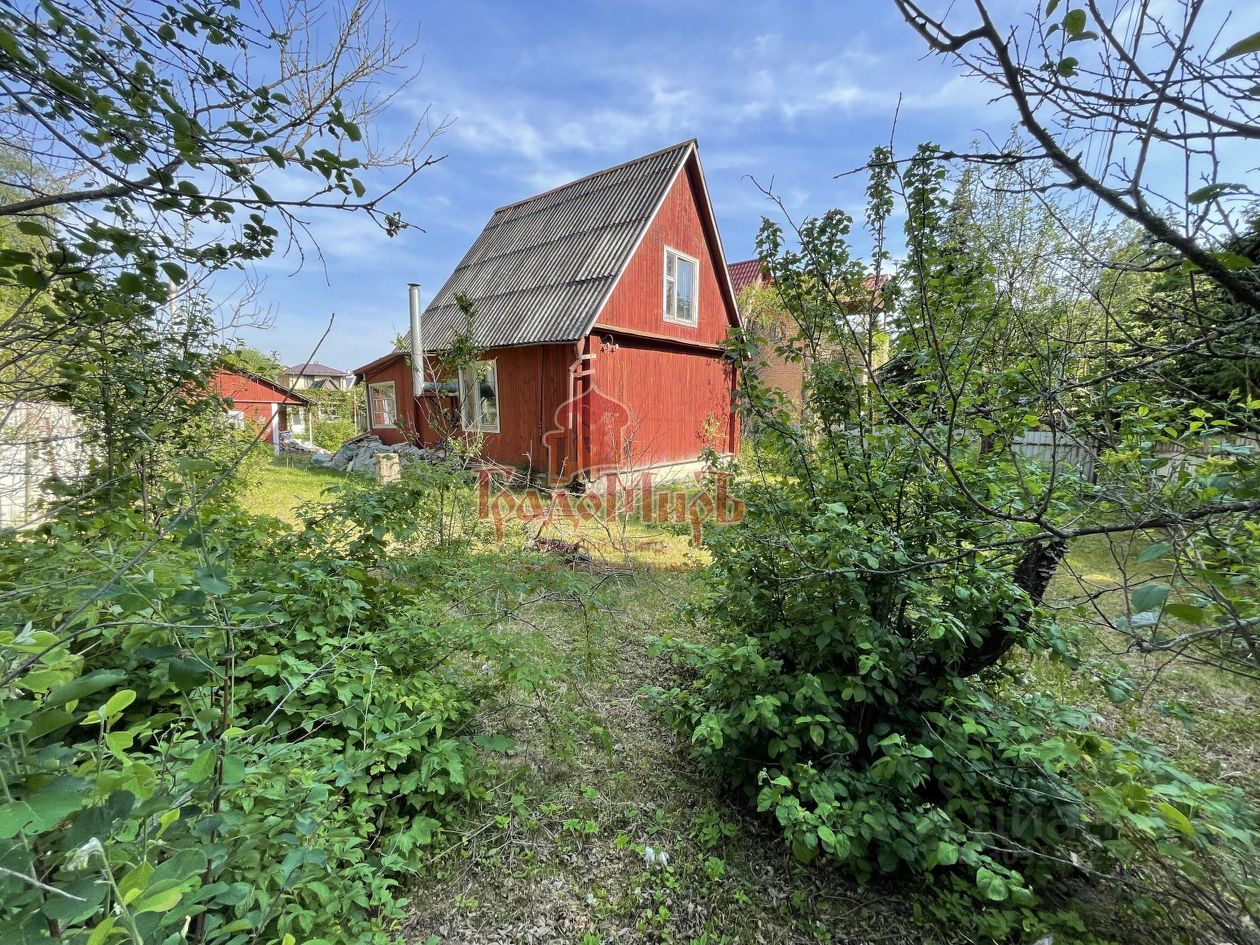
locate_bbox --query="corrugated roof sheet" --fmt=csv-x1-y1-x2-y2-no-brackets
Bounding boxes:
418,140,695,350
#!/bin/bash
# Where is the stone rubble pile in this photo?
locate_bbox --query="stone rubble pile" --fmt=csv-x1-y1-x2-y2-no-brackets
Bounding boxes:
317,434,451,474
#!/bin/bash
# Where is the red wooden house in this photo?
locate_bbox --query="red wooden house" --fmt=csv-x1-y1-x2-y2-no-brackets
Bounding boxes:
210,367,312,454
355,140,740,485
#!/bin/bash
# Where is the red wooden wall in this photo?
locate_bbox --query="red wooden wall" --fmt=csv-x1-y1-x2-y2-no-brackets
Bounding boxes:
587,340,735,471
359,355,414,446
210,369,304,432
360,346,572,474
595,159,737,348
586,153,739,469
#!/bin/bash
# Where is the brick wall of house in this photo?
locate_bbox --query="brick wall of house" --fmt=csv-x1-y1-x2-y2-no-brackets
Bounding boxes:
758,327,806,403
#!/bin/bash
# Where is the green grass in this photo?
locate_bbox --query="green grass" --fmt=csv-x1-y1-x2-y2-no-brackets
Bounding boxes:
239,455,344,522
1039,533,1260,796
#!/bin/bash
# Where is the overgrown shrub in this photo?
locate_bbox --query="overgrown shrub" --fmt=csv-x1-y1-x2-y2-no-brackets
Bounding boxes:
0,465,541,945
655,145,1260,941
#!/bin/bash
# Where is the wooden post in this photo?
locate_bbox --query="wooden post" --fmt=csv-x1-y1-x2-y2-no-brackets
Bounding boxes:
270,403,280,456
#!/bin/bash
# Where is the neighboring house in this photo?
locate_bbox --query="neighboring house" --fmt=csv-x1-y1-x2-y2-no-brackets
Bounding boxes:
729,260,889,404
355,139,740,485
210,367,314,453
281,361,355,391
729,258,805,402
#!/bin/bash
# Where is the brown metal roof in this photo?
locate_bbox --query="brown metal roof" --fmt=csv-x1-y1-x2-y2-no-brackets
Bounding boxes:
728,259,768,295
352,350,406,378
418,140,696,351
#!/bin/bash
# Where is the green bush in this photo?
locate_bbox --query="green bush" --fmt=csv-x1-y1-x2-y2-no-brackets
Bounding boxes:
655,145,1260,940
657,430,1259,939
0,467,538,945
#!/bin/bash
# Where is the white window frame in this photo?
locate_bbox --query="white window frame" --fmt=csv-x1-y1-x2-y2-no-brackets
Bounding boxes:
459,360,500,434
368,381,398,429
663,245,699,327
225,409,245,429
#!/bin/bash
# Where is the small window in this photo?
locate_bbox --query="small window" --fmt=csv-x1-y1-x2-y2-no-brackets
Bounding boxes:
226,409,245,429
368,381,397,428
663,247,699,326
459,360,500,433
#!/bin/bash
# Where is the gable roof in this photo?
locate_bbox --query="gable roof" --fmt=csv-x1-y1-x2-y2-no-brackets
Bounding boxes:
353,350,406,378
418,140,733,351
728,259,768,295
213,367,313,405
284,361,348,376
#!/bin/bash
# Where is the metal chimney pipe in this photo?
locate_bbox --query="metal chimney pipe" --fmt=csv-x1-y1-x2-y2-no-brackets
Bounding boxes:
408,283,423,394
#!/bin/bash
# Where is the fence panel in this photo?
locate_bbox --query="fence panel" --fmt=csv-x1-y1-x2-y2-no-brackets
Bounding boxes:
0,403,88,529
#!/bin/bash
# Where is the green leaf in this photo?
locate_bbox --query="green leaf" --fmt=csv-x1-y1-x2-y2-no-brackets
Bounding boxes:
1056,56,1079,77
116,862,153,902
45,670,127,709
1212,252,1256,270
1216,29,1260,62
1136,542,1171,563
1131,582,1170,613
14,219,51,238
1156,802,1195,836
159,261,187,284
1045,0,1061,15
0,801,36,839
976,866,1009,901
101,689,136,718
1063,9,1087,35
26,708,74,740
195,567,230,596
1187,183,1249,203
1164,602,1204,624
133,884,186,914
187,748,217,782
86,916,117,945
26,779,83,830
167,657,211,691
117,272,146,294
935,841,959,866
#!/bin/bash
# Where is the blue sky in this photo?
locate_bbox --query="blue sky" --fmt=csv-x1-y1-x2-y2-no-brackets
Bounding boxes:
237,0,1020,371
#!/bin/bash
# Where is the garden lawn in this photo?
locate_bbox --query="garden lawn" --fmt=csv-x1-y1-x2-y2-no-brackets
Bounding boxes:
239,455,345,522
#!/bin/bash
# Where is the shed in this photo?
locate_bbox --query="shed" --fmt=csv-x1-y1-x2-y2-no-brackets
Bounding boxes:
210,368,313,454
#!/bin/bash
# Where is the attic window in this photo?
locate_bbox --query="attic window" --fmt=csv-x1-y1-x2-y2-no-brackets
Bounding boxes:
459,360,500,433
663,247,698,326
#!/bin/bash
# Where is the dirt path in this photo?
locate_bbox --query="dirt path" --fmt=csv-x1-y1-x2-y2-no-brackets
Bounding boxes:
405,572,920,945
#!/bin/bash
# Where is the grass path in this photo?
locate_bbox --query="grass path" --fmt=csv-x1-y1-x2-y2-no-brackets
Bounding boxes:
404,571,925,945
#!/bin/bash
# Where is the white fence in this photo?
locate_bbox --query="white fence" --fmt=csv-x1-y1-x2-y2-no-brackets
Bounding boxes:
0,403,89,529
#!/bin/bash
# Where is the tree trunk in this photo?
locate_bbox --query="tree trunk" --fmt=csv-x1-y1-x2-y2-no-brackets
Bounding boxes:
955,538,1068,677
